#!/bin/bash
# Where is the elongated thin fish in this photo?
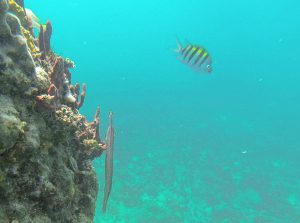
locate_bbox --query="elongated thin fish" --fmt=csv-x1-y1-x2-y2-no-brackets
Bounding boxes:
175,38,212,73
102,112,114,213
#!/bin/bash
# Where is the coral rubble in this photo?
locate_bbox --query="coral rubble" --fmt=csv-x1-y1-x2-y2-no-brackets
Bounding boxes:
0,0,112,222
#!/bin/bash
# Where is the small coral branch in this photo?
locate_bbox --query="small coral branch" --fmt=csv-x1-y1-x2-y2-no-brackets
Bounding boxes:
93,107,106,149
47,57,65,106
44,21,52,53
38,25,45,59
35,95,56,111
38,20,52,59
92,107,101,142
74,83,86,109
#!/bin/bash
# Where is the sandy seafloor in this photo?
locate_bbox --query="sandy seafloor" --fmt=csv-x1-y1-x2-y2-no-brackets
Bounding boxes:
26,0,300,222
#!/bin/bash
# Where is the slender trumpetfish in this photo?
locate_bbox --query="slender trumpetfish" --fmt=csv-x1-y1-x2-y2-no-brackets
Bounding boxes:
175,38,213,73
102,112,114,213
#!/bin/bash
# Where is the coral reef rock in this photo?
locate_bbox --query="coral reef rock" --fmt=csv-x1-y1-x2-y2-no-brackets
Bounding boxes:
0,1,105,222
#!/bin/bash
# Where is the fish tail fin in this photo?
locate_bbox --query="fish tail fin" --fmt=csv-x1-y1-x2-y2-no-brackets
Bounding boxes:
171,36,183,53
102,190,108,213
175,36,183,52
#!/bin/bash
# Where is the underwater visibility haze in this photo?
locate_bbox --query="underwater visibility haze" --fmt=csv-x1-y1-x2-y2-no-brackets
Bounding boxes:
8,0,300,222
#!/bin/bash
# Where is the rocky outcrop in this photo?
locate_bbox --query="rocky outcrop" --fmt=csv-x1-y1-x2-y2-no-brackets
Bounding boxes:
0,1,106,222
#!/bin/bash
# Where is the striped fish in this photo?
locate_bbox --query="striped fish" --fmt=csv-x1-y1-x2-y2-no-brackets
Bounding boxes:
102,112,115,213
175,39,212,73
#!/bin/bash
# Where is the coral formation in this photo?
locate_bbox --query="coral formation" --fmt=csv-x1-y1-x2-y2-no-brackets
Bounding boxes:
7,0,27,27
15,0,24,8
0,0,112,222
73,83,87,109
38,20,52,59
0,2,35,78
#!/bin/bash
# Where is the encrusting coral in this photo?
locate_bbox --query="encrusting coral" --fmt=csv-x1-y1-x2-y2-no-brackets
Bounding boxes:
0,0,113,222
6,0,39,58
15,0,24,7
0,2,35,75
7,0,27,27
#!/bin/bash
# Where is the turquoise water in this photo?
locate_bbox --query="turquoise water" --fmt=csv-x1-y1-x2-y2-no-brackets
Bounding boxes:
28,0,300,222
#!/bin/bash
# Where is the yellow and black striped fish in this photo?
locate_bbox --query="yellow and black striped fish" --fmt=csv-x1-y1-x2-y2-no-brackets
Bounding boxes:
175,39,212,73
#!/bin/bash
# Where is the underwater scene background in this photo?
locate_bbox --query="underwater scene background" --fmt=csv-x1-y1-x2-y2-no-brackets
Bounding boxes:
27,0,300,222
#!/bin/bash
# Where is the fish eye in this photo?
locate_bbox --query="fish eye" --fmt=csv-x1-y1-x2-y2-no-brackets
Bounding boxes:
206,65,212,72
